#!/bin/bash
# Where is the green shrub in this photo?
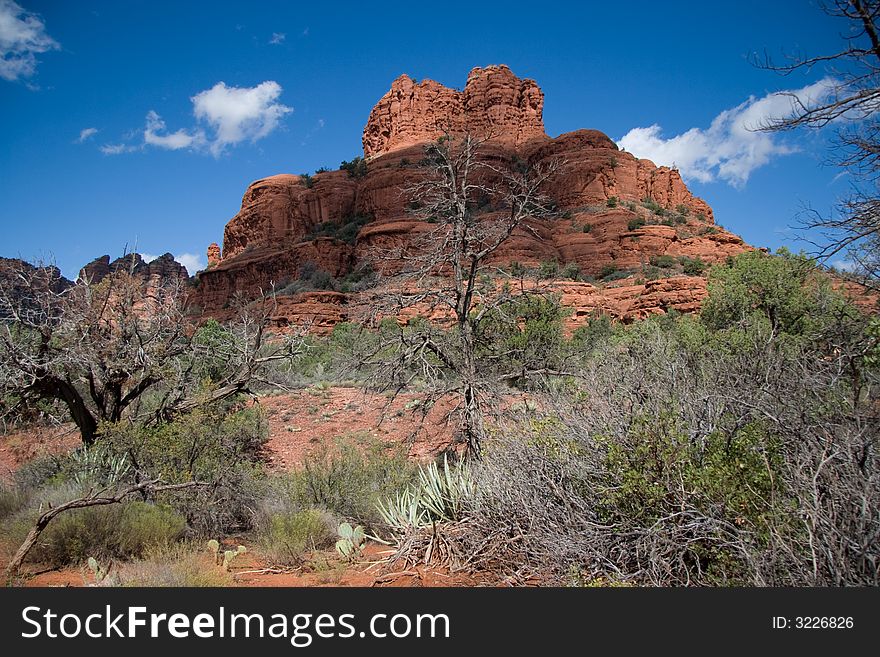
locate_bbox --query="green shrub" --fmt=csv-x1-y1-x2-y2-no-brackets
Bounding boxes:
340,157,368,179
539,259,560,279
14,501,186,567
641,198,665,215
627,217,646,231
258,508,337,565
0,485,27,520
274,435,418,528
675,204,690,216
701,249,855,340
600,415,784,583
649,255,677,268
561,262,582,281
679,256,708,275
571,314,615,351
507,261,528,278
300,173,314,188
599,264,619,280
13,454,65,491
306,214,372,245
606,196,618,208
99,403,268,535
582,223,593,233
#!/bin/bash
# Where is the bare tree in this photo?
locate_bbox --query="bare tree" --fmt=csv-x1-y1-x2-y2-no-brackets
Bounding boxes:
0,259,303,444
755,0,880,283
362,134,563,455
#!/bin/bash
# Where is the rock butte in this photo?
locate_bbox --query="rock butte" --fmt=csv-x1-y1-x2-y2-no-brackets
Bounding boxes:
191,65,751,331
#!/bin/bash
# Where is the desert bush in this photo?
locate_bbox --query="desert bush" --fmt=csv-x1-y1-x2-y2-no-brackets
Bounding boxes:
271,435,418,529
679,256,708,275
411,251,879,585
13,453,65,491
627,217,646,231
307,214,372,245
649,254,676,268
98,402,268,534
257,508,337,566
118,544,233,587
538,259,560,279
0,485,27,520
561,262,582,281
340,157,368,178
606,196,618,208
474,295,569,384
9,501,185,568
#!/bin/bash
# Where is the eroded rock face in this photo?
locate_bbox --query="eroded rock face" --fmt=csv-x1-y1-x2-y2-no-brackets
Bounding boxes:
363,65,545,159
207,243,221,268
222,173,357,260
192,66,753,329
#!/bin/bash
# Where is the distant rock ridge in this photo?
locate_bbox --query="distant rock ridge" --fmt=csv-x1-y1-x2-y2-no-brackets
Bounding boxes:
79,253,189,285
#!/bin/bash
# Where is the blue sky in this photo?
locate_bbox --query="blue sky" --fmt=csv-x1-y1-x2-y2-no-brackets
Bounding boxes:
0,0,857,277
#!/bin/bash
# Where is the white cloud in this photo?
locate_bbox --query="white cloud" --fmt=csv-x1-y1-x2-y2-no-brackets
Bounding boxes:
174,253,204,275
831,259,859,273
100,142,138,155
192,81,292,156
143,110,203,150
269,32,285,45
76,127,98,143
617,79,837,187
0,0,59,81
141,252,204,275
104,81,292,157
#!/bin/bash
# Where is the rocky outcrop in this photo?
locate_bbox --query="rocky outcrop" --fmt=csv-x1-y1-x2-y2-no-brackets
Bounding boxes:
363,65,545,158
221,173,357,260
207,243,221,268
79,253,189,287
0,258,73,319
192,66,753,330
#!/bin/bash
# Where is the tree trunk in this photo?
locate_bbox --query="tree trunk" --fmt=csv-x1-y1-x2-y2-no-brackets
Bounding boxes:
459,320,484,456
35,376,99,444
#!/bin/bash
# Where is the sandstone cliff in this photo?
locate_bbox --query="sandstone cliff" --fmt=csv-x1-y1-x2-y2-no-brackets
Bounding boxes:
192,66,750,330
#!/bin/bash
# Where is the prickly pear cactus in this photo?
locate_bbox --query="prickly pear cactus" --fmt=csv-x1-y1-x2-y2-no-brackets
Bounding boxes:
335,523,366,560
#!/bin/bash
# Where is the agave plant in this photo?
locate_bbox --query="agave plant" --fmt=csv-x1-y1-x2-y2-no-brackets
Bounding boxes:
376,456,475,533
69,444,130,488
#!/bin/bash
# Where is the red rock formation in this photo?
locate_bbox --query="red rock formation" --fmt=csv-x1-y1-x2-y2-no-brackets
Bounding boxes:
79,253,188,286
207,243,221,268
222,172,357,260
192,66,754,329
363,65,545,158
